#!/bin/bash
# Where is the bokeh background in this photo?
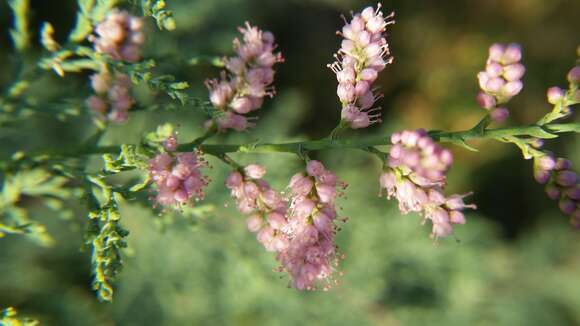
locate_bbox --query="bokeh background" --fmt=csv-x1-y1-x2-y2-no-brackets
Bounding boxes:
1,0,580,325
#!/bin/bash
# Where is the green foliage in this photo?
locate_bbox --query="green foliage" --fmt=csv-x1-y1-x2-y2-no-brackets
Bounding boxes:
85,176,129,302
69,0,119,42
0,307,38,326
8,0,30,52
140,0,176,31
0,169,72,246
40,22,60,52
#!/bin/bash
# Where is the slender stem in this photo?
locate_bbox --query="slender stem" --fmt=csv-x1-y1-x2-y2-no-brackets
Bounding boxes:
3,122,579,164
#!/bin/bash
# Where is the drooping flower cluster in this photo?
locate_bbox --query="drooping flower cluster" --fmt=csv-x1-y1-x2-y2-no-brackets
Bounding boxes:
90,9,145,63
476,43,525,123
86,70,134,123
533,154,579,227
225,165,290,252
205,23,283,131
279,160,343,290
380,129,475,238
149,135,208,207
226,161,344,290
328,4,394,129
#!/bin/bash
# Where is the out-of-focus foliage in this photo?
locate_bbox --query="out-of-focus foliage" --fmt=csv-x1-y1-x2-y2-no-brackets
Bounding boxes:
0,0,579,325
0,307,38,326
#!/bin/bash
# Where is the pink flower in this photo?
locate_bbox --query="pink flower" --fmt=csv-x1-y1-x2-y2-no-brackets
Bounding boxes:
225,165,290,251
205,23,283,132
380,130,476,239
149,136,208,208
87,70,134,124
90,9,144,63
532,154,580,227
278,160,344,290
328,4,394,129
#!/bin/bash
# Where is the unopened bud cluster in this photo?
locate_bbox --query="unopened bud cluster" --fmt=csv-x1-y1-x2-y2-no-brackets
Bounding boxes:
534,154,579,227
476,43,525,123
86,70,134,123
545,65,580,119
206,23,283,131
90,9,145,63
380,129,475,238
149,136,209,207
328,4,394,129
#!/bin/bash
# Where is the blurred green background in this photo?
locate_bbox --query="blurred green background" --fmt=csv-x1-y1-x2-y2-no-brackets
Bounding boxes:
1,0,580,325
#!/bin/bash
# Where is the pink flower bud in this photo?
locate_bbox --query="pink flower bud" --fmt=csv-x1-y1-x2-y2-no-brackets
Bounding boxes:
86,96,108,114
502,80,523,98
486,62,503,77
490,107,509,123
502,63,525,81
354,80,370,96
488,43,505,62
337,83,356,103
267,211,287,230
316,184,337,203
502,43,522,64
567,66,580,83
565,187,580,200
225,171,243,189
294,198,315,218
360,68,378,82
547,87,565,104
337,67,356,83
306,160,325,177
432,220,453,238
556,171,577,187
485,77,505,93
476,92,496,109
289,173,314,196
247,214,263,232
449,211,466,224
230,96,252,114
244,164,266,179
555,158,572,170
559,199,576,215
545,184,561,200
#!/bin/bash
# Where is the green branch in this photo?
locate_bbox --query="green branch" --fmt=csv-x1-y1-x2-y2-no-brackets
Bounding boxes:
2,122,578,166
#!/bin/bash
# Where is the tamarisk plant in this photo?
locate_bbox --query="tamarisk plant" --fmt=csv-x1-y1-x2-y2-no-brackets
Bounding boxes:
0,0,579,307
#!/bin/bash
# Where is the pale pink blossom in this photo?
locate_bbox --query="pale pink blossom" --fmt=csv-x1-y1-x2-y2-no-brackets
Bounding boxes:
328,4,394,129
90,9,144,62
149,136,208,208
86,70,134,124
278,160,344,290
206,23,283,132
380,130,475,239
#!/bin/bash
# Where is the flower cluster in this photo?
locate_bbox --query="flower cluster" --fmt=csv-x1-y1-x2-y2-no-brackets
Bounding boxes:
225,165,290,252
546,65,580,118
86,70,134,123
534,154,579,227
90,9,145,63
226,161,344,290
149,135,208,207
380,129,475,238
328,4,394,129
279,160,343,290
476,43,525,123
206,23,283,131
